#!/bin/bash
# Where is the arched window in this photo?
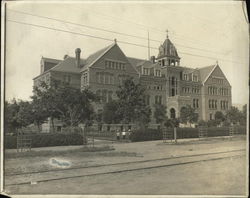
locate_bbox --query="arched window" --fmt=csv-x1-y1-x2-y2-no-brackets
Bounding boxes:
172,88,175,96
170,108,176,119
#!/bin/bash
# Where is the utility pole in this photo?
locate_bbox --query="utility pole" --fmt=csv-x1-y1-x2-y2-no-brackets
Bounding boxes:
148,30,150,60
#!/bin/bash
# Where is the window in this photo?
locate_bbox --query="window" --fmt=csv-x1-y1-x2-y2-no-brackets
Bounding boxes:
155,96,158,104
63,75,71,83
155,69,161,77
171,77,175,86
159,96,162,105
108,91,113,102
145,95,150,105
143,68,150,75
183,74,188,81
171,88,175,96
193,75,198,82
210,113,213,120
82,73,88,85
102,90,107,103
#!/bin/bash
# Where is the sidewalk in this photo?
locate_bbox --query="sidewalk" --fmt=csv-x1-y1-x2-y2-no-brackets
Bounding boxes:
5,134,245,154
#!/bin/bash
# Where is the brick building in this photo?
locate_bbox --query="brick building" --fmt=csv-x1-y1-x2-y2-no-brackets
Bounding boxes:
33,35,231,129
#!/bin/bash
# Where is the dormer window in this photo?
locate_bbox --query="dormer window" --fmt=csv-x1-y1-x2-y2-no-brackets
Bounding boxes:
193,75,198,82
143,68,150,75
183,74,188,81
155,69,161,77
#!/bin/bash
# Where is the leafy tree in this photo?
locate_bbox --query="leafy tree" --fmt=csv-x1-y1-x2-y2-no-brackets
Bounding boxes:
164,118,179,128
198,120,208,127
179,105,198,124
4,99,47,133
33,80,98,128
4,99,21,134
32,80,62,132
30,96,49,131
214,111,225,125
116,78,151,126
102,101,121,124
154,104,167,126
207,119,218,127
225,106,242,125
239,104,247,125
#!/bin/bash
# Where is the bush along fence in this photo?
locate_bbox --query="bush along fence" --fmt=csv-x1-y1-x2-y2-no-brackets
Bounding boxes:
129,125,246,142
5,125,246,149
5,132,86,149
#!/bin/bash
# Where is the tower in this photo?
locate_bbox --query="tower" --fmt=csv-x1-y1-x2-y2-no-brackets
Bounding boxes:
156,30,180,66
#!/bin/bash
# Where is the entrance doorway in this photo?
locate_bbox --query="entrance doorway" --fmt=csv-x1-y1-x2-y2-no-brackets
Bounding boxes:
170,108,176,119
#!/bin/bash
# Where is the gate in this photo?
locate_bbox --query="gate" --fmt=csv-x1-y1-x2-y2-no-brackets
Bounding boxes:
198,126,208,139
17,131,32,152
162,128,173,143
229,126,236,139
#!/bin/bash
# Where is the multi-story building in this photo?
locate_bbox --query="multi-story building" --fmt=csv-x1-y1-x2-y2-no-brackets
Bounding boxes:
34,35,231,128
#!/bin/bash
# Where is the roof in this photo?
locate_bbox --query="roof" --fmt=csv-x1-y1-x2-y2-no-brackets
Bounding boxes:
127,57,146,67
41,57,62,64
49,56,85,73
197,65,216,83
80,43,115,72
157,37,180,59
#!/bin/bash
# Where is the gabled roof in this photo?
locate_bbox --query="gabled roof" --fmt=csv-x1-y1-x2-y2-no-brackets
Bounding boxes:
49,56,84,73
198,65,217,84
80,43,116,72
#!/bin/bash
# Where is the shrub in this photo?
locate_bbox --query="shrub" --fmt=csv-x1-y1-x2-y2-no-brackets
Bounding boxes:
5,132,86,149
130,125,246,142
235,125,246,134
130,128,162,142
207,127,229,137
176,128,198,139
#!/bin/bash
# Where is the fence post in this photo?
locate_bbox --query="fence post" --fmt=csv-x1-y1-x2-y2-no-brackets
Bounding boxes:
174,127,177,143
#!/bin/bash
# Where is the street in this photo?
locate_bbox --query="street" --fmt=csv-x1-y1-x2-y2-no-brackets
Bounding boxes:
4,136,248,196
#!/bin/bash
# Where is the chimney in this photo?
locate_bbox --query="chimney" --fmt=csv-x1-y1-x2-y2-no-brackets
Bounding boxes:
75,48,81,68
150,56,155,63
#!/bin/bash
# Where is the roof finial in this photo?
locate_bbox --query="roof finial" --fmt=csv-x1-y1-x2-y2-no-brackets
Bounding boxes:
216,60,218,65
114,38,117,44
166,29,169,38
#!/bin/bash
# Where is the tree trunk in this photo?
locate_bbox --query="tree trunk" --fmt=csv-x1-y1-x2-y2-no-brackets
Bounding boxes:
36,123,40,133
51,117,55,133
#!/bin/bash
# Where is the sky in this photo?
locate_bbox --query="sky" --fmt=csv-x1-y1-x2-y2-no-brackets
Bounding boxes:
3,1,249,105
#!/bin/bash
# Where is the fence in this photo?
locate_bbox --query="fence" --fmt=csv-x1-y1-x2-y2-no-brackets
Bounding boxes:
198,126,208,139
16,132,32,152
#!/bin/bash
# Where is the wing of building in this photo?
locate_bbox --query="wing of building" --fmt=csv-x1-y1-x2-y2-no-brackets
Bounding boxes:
34,36,232,126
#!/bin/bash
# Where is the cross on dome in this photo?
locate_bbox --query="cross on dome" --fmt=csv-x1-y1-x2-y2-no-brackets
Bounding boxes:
166,29,169,38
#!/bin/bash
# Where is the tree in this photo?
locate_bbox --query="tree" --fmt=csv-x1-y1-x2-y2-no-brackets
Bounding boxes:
164,118,179,128
102,101,122,124
154,104,167,126
4,99,47,133
116,78,151,127
198,120,208,127
239,104,247,125
214,111,225,126
30,96,49,131
33,80,98,129
4,99,21,134
179,105,198,125
225,106,242,125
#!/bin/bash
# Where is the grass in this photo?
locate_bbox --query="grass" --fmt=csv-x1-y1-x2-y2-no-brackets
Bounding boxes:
5,145,115,159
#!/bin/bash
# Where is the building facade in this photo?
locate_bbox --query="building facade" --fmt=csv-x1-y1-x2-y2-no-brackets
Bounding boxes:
34,36,232,127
